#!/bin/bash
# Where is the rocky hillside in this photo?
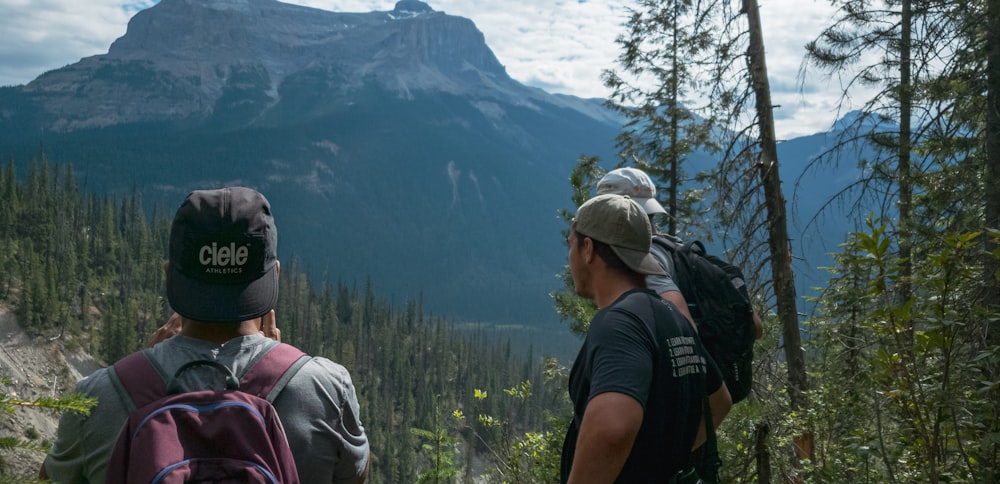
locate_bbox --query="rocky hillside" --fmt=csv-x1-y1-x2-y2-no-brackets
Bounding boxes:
0,307,102,477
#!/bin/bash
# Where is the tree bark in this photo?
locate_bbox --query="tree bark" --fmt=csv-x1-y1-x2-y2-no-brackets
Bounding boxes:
898,0,913,306
985,0,1000,479
755,423,772,483
668,25,680,236
987,0,1000,342
742,0,812,464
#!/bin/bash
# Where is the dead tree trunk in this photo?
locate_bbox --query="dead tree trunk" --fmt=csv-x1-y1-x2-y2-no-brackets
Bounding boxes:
742,0,813,466
985,0,1000,478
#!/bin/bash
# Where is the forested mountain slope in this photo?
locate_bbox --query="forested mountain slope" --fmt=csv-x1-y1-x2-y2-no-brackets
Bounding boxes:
0,160,571,482
0,0,624,325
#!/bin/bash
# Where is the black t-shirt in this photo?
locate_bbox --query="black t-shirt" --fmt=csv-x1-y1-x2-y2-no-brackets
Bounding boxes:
561,288,721,483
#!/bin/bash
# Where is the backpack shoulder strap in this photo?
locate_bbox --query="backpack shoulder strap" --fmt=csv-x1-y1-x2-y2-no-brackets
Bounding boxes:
683,239,707,255
240,343,311,402
110,343,310,407
109,351,167,412
652,233,682,251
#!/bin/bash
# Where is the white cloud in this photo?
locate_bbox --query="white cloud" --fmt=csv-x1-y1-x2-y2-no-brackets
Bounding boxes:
0,0,152,85
0,0,851,137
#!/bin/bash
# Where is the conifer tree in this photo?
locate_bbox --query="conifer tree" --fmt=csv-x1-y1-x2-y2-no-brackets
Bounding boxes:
602,0,718,236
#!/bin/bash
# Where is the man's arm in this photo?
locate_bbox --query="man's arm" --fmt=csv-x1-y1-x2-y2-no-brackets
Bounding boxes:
692,380,733,451
709,382,733,429
566,392,643,484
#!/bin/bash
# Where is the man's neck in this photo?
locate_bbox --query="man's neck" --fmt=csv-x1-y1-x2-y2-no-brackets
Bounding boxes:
180,318,262,344
592,273,645,309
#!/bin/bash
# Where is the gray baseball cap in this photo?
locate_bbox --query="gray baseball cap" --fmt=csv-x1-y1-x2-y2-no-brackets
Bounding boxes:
596,167,667,215
572,194,665,276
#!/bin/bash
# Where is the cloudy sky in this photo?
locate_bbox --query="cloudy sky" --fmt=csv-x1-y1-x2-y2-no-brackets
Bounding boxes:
0,0,854,138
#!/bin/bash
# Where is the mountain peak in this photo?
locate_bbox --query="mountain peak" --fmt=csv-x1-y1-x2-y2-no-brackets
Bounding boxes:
392,1,434,17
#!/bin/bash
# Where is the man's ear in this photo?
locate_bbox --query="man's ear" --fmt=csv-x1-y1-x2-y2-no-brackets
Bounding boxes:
163,261,169,274
581,237,596,264
276,260,280,276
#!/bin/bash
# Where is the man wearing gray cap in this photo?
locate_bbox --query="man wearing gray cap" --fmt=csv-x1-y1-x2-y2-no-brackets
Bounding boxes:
41,187,370,483
560,193,721,483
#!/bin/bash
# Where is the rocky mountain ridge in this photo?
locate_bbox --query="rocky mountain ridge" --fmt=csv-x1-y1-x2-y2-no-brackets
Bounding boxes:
20,0,598,132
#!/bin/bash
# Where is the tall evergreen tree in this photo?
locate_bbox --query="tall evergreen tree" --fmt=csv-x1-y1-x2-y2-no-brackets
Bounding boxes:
602,0,719,235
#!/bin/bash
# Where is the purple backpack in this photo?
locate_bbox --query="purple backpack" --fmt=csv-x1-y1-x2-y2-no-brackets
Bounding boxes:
105,343,310,484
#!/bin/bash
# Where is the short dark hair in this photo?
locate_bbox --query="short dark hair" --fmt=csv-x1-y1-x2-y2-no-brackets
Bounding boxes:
575,231,633,275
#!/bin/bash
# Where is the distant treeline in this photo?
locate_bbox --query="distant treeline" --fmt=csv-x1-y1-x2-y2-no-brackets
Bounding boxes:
0,157,569,482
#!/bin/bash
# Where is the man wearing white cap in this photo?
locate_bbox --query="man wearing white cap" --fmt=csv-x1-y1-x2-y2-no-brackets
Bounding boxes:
596,167,763,339
596,167,697,325
560,193,723,483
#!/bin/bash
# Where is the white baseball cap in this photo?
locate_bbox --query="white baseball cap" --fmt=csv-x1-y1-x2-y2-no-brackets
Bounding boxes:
596,167,667,215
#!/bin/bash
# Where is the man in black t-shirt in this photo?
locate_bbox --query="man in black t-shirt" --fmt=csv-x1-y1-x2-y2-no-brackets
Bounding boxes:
561,193,724,483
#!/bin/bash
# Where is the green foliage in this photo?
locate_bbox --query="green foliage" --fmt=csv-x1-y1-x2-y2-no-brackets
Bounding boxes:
255,263,563,483
550,155,603,334
0,437,47,455
411,397,462,483
803,217,999,481
454,358,572,484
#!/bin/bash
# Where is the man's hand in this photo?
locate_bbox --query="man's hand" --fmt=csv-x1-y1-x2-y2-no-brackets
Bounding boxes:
260,310,281,342
145,312,183,347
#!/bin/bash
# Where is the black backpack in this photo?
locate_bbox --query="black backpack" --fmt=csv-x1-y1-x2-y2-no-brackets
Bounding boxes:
652,235,755,403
